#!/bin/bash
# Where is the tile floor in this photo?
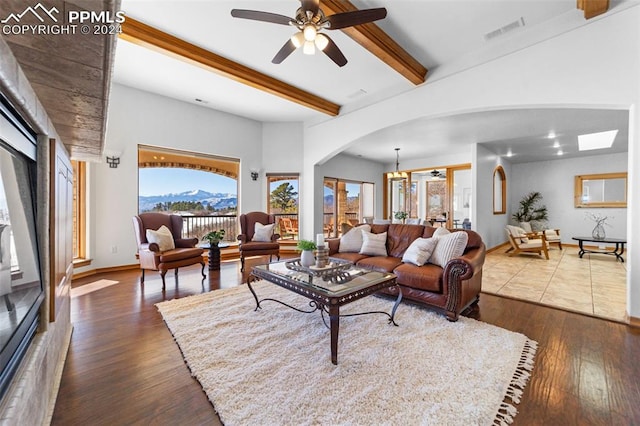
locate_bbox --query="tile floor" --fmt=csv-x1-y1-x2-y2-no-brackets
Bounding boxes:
482,244,627,323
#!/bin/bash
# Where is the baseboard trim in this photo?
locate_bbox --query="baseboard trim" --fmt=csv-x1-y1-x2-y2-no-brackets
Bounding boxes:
72,264,139,280
628,315,640,328
487,242,510,253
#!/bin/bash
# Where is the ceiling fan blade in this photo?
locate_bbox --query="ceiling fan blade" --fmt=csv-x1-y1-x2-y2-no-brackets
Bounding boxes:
272,39,297,64
326,8,387,29
231,9,293,26
320,34,347,67
300,0,320,17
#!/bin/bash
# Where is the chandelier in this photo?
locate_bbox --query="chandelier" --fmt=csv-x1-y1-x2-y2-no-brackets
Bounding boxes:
387,148,408,180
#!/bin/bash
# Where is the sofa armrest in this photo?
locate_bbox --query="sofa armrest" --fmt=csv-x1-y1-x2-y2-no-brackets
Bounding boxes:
175,237,198,248
441,244,486,321
237,234,248,244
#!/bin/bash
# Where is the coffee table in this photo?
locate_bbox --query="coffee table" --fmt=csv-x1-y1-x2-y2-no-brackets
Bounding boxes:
248,259,402,365
572,236,626,262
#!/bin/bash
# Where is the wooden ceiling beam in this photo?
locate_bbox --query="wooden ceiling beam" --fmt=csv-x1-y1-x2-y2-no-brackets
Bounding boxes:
320,0,428,85
120,17,340,116
577,0,609,19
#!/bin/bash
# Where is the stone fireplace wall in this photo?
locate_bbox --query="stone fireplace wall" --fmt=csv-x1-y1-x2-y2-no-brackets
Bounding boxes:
0,37,72,425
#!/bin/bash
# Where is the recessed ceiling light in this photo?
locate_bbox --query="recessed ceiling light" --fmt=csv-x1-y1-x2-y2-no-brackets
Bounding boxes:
506,151,513,157
578,130,618,151
557,150,563,156
552,140,560,148
547,131,556,139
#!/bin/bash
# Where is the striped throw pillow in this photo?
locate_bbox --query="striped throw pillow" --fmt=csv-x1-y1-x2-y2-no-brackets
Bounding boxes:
429,231,469,267
359,231,388,256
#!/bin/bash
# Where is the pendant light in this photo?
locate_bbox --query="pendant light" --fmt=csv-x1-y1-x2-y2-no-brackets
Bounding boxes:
387,148,408,180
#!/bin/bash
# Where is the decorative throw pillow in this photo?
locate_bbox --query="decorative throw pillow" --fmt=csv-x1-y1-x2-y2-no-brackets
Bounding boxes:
402,237,437,266
338,224,371,253
429,231,469,267
146,225,175,252
359,231,388,256
253,222,275,242
432,226,450,238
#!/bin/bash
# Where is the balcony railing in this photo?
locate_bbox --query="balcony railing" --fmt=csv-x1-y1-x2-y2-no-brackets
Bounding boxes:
180,212,361,242
181,214,238,242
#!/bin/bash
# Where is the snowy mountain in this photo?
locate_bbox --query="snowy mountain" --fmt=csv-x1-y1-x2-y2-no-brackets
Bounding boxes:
139,189,237,212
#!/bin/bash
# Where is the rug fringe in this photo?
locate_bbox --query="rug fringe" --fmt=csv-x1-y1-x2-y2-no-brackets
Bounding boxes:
493,338,538,426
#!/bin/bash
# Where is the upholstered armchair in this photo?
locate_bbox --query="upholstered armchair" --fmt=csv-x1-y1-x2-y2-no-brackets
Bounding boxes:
505,225,549,260
238,212,280,271
132,213,205,289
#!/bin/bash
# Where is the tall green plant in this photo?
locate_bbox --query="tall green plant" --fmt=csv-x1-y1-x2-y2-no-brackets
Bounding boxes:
512,191,548,223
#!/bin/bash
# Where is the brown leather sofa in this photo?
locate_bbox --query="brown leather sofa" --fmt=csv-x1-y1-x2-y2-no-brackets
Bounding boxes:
327,224,486,321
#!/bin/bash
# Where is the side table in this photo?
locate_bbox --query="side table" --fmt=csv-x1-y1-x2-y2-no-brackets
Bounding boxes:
200,242,230,270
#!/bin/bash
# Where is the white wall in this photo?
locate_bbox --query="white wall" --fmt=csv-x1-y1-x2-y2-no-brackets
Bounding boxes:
84,84,263,270
510,152,628,242
474,144,512,249
262,122,304,209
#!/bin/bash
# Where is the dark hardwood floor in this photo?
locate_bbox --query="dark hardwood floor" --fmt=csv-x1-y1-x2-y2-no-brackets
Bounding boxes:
51,257,640,425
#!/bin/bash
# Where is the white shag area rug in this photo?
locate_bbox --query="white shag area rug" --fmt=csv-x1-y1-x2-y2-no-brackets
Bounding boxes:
156,280,537,426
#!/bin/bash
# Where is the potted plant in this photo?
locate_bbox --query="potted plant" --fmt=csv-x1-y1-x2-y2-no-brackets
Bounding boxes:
394,211,408,223
297,239,317,267
512,192,548,230
202,229,225,246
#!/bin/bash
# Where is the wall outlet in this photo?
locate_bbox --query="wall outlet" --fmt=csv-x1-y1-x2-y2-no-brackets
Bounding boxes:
111,245,118,254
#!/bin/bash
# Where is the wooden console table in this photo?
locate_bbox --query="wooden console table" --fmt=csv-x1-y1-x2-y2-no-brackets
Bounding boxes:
571,236,626,262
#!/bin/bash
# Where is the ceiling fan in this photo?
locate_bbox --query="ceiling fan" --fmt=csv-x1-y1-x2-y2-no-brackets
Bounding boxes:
231,0,387,67
430,169,445,179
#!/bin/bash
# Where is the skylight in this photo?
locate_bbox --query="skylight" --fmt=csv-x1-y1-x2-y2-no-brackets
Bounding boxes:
578,130,618,151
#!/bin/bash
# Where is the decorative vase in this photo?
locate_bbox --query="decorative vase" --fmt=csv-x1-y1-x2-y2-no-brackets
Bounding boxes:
592,223,606,240
300,250,315,267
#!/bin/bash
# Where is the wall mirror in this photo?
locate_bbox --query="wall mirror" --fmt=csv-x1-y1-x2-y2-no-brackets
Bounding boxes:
493,165,506,214
574,172,627,208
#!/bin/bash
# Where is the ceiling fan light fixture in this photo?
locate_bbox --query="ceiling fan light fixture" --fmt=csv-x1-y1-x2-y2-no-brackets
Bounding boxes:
315,33,329,50
291,32,305,48
303,24,317,41
303,40,315,55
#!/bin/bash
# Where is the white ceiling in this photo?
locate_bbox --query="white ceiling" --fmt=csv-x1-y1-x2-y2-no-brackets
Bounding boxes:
113,0,630,164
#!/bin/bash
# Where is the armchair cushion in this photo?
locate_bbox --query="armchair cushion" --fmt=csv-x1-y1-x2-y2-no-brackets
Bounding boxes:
146,225,175,251
253,222,275,242
506,225,529,243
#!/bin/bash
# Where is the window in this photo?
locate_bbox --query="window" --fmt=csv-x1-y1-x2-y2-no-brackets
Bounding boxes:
323,178,374,237
267,174,299,240
71,160,86,260
138,145,239,241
